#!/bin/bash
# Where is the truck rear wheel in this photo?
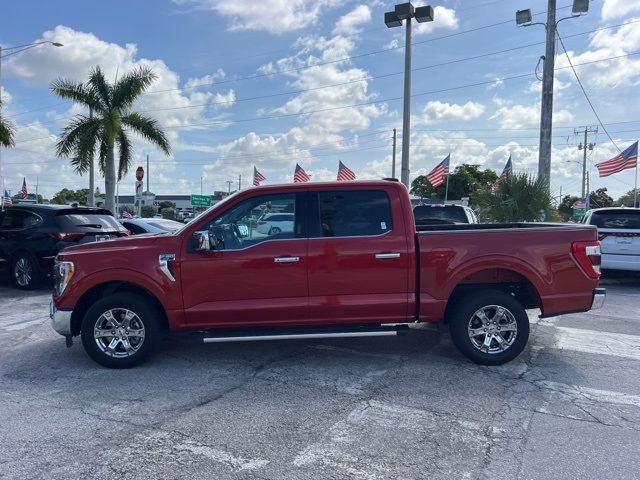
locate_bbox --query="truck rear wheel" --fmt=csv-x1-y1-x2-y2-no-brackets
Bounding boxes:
80,293,160,368
447,289,529,365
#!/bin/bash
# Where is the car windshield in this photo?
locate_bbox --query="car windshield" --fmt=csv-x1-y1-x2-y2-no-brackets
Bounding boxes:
589,210,640,229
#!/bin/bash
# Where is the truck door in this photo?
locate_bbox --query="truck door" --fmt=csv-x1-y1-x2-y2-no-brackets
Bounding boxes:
306,188,411,324
180,192,308,328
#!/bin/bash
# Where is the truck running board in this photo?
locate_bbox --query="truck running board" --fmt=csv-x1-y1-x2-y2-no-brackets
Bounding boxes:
199,325,408,344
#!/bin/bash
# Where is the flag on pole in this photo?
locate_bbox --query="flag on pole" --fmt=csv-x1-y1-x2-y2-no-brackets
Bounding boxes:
121,210,133,219
293,164,310,183
253,166,266,186
2,190,12,206
21,178,28,199
596,141,638,177
492,155,513,192
572,198,587,209
426,154,450,188
337,161,356,181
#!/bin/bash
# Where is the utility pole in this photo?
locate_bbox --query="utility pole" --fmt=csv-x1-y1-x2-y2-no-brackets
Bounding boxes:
200,176,203,195
238,174,242,191
226,180,233,194
391,128,397,179
538,0,557,190
35,176,39,203
586,171,590,209
574,125,597,199
146,154,149,192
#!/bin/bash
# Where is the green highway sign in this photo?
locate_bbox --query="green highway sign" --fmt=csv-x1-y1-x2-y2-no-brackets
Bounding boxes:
573,208,586,218
190,194,212,207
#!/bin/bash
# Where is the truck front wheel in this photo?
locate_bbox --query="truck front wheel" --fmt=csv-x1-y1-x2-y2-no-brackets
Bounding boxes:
447,290,529,365
80,293,160,368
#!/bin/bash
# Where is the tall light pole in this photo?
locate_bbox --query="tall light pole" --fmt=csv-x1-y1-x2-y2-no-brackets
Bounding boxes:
385,3,434,189
0,40,63,200
516,0,588,190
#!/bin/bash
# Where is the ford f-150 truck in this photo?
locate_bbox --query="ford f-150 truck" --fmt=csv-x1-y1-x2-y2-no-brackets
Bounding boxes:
50,180,605,368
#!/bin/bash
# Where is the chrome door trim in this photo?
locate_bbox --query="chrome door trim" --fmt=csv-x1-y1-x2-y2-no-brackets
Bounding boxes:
375,252,401,259
274,256,300,263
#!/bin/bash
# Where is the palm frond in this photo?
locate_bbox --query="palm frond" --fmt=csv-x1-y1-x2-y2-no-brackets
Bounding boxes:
116,130,132,180
55,115,96,158
50,79,94,108
87,66,112,109
0,116,16,147
112,66,157,110
70,120,103,174
122,112,171,155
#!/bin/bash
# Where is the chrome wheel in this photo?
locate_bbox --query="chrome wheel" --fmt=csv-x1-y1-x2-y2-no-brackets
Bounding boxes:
14,257,33,287
467,305,518,355
93,308,145,358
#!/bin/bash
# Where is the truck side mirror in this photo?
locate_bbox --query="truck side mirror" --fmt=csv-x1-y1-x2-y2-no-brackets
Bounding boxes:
192,231,210,252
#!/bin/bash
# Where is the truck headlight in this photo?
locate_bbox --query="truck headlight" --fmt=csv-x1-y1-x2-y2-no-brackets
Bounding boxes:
54,260,75,297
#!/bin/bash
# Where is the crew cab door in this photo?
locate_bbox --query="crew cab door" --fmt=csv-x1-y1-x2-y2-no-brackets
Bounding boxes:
180,192,308,328
306,188,411,324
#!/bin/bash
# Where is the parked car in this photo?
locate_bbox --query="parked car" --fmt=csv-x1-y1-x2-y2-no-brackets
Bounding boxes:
582,207,640,271
50,180,604,368
413,204,478,225
256,212,294,235
120,218,184,235
0,205,127,289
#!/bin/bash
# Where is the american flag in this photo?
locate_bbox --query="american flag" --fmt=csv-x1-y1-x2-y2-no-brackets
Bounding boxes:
492,155,513,192
21,178,28,199
293,164,310,183
121,210,133,219
426,154,450,188
2,190,11,206
572,198,587,209
596,141,638,177
337,161,356,181
253,166,266,186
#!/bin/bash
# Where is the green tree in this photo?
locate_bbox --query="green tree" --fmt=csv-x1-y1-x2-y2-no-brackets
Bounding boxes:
0,98,15,147
159,200,176,209
410,164,498,203
51,66,170,214
588,187,614,209
474,173,554,222
558,195,580,221
616,188,639,207
141,205,156,218
51,188,91,205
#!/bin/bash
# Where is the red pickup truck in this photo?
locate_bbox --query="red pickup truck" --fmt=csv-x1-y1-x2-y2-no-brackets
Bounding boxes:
50,180,605,368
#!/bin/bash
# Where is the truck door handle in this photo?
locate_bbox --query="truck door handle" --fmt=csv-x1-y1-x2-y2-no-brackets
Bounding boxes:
375,252,401,259
274,256,300,263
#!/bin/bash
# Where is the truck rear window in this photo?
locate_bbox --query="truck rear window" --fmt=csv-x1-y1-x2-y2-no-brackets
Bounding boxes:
414,205,468,224
589,210,640,229
55,213,123,232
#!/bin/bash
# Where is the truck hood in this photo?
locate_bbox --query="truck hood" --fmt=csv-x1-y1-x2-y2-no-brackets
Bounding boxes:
60,233,162,254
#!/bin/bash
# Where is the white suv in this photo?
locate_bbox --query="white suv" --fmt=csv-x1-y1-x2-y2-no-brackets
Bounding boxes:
256,213,294,235
583,207,640,271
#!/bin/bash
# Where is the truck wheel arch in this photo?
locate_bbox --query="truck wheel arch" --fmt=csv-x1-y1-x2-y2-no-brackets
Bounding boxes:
70,281,168,336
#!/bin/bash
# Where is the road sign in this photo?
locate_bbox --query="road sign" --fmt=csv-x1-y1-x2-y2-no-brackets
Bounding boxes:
573,208,586,218
191,194,211,207
136,166,144,181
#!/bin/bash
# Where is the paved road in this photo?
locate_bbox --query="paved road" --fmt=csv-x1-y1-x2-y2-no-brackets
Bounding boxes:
1,274,639,480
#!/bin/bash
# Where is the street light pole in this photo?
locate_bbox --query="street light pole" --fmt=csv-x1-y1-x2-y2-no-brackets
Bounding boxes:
516,0,589,191
385,3,434,189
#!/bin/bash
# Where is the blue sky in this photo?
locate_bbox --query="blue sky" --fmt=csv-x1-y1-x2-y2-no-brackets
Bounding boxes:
1,0,639,201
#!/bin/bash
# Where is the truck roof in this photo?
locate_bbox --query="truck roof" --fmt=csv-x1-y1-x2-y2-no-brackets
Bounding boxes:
246,180,404,193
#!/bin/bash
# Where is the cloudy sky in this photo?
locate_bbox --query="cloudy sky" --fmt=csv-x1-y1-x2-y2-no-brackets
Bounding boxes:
1,0,639,201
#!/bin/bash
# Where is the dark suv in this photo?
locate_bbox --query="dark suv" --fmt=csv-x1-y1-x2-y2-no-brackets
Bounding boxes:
0,205,127,289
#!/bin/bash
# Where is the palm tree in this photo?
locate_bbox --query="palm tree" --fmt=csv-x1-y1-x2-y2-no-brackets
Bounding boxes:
474,173,555,222
51,66,170,214
0,99,16,147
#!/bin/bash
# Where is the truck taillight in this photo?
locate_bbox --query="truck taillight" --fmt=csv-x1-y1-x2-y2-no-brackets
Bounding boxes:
572,241,601,279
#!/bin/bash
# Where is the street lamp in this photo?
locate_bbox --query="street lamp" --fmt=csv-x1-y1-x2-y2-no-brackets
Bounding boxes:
0,40,63,202
385,2,434,189
515,0,588,190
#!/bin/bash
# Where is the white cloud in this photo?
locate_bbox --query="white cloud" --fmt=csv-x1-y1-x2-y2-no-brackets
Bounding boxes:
601,0,640,21
490,104,574,129
184,69,226,90
212,89,236,110
414,6,458,36
174,0,342,34
333,5,371,35
419,100,485,124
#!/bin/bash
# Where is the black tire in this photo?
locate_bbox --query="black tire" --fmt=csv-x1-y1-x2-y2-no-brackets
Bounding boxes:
269,227,281,236
447,289,529,366
81,293,160,368
11,252,42,290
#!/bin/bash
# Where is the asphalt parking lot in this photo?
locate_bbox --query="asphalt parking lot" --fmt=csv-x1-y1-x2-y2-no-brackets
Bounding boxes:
1,274,639,480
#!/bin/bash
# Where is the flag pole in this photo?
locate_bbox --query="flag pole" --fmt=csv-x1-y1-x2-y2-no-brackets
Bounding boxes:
444,172,449,204
635,142,638,207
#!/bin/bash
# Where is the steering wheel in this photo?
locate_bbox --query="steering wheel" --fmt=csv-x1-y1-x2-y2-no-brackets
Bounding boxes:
231,223,244,248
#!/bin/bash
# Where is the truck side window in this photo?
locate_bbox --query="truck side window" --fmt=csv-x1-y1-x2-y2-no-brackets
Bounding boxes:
204,194,298,250
318,190,393,237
